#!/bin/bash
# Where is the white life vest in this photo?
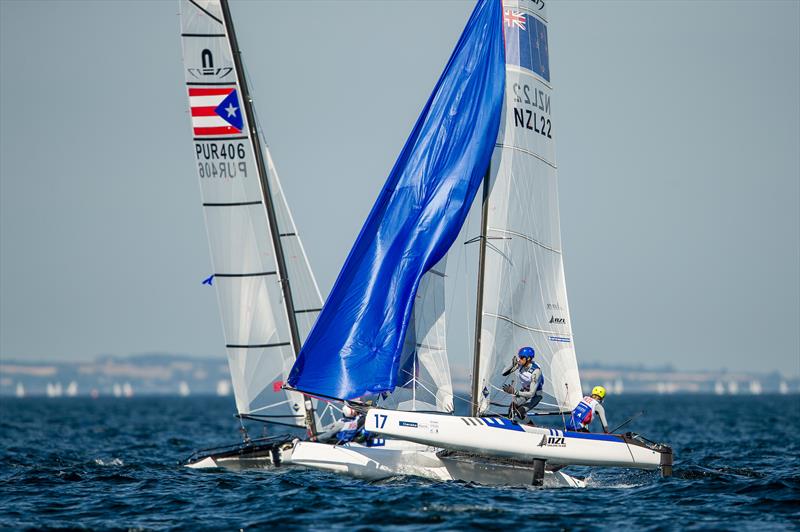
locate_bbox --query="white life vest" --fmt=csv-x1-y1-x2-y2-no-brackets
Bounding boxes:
518,362,544,392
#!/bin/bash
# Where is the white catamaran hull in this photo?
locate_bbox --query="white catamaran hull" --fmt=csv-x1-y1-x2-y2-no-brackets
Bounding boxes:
365,409,671,471
290,440,450,481
289,439,585,487
186,436,586,486
185,438,295,470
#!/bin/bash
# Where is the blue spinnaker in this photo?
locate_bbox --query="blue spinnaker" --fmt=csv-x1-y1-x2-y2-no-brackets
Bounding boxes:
288,0,505,400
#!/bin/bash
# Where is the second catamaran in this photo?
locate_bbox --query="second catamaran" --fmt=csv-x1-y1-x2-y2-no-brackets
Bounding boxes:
178,0,337,468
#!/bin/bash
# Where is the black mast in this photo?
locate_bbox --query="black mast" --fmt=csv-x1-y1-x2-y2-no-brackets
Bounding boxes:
470,167,491,417
220,0,317,437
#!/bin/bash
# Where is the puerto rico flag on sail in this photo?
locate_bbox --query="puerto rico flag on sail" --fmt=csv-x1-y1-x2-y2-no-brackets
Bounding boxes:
503,9,550,82
188,86,244,136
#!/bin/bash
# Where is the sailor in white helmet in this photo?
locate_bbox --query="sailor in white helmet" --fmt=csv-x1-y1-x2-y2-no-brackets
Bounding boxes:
565,386,610,433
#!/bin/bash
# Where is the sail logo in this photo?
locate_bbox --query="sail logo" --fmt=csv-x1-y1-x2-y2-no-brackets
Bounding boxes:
188,86,244,137
504,11,550,82
549,315,566,325
187,49,233,80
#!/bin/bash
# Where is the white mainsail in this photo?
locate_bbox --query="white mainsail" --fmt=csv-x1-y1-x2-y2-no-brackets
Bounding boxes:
475,0,582,414
179,0,322,430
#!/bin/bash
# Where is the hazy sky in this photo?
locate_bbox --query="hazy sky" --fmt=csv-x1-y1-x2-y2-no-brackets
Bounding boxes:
1,0,798,376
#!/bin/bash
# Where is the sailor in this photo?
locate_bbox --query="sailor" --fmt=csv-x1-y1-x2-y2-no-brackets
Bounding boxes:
501,346,544,421
314,404,365,444
334,405,365,443
565,386,609,433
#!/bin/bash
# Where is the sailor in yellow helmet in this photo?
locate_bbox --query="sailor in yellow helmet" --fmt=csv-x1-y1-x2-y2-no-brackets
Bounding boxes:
565,386,609,433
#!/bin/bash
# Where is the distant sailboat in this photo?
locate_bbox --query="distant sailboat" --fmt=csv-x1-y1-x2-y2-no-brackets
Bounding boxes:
179,381,191,397
66,381,78,397
15,382,25,398
216,379,231,397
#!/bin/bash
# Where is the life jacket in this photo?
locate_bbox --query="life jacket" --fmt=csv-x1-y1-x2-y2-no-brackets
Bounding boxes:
566,396,598,430
518,361,544,393
336,416,360,442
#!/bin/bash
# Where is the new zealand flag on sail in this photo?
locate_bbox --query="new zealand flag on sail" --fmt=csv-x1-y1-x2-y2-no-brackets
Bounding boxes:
503,9,550,82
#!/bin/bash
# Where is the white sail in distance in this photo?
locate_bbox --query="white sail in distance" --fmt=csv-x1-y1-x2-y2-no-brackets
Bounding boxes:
475,0,583,415
178,0,322,430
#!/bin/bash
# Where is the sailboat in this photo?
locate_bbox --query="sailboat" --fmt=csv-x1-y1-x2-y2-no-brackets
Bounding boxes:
177,0,336,469
288,0,671,485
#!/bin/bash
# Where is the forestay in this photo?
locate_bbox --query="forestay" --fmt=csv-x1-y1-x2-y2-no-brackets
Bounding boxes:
475,0,582,414
178,0,320,429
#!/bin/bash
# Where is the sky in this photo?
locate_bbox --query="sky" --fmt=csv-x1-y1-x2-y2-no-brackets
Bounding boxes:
1,0,798,376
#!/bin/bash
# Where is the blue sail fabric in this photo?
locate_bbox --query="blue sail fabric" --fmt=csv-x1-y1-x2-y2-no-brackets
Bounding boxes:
288,0,505,400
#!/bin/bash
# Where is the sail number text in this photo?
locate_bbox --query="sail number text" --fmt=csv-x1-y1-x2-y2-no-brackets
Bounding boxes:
194,142,248,179
511,82,552,139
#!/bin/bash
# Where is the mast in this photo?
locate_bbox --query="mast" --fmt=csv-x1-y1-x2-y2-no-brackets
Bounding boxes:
470,167,491,416
219,0,317,436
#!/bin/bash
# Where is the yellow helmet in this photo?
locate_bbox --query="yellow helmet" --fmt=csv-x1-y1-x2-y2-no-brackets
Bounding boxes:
592,386,607,399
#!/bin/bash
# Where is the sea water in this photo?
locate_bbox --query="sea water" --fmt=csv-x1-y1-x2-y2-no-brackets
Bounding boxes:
1,395,798,530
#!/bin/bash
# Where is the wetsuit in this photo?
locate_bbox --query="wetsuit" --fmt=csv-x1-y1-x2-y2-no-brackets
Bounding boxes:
565,396,608,432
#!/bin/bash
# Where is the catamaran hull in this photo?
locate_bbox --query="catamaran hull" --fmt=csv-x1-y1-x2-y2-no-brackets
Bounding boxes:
289,440,585,487
184,438,295,470
290,441,450,481
365,409,671,471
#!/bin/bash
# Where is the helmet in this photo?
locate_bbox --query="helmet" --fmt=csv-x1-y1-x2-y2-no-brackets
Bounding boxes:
517,346,535,360
592,386,607,399
341,405,357,418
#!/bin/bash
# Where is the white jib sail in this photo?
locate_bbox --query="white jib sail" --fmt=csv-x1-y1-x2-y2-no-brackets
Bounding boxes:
179,0,312,428
391,257,454,413
476,0,582,415
263,149,337,428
